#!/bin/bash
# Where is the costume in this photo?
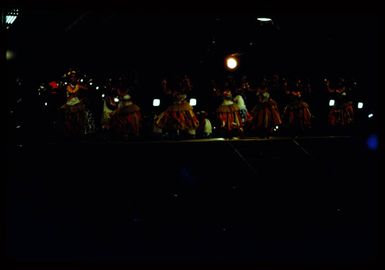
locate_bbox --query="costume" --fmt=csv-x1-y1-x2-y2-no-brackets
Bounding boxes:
283,89,312,132
60,70,95,136
110,94,142,138
155,93,199,138
250,87,282,136
216,90,243,137
155,76,199,138
327,85,354,127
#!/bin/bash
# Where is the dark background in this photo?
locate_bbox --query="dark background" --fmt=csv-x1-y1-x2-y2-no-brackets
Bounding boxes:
4,2,381,267
5,9,380,100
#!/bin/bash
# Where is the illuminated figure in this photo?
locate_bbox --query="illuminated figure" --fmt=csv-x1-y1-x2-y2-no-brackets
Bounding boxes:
216,89,243,137
101,93,118,131
196,111,213,138
327,78,354,127
282,80,312,133
155,76,199,139
250,82,282,137
233,86,252,125
60,69,95,137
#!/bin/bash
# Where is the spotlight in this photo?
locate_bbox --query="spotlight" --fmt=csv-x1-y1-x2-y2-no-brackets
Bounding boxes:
44,102,48,106
225,56,238,70
5,9,19,25
329,99,335,106
189,98,197,106
368,113,373,118
6,50,15,60
89,82,93,86
257,17,272,22
114,97,119,103
95,86,99,90
153,99,160,107
101,94,105,98
80,79,84,82
357,102,363,109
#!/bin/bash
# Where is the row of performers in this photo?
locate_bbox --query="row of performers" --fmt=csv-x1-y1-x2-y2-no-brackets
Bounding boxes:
59,72,354,139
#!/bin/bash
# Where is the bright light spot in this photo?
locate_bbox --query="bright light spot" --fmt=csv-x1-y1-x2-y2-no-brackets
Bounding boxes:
226,57,238,70
368,113,373,118
6,50,15,60
44,102,48,106
257,17,272,22
16,125,21,129
153,99,160,107
357,102,364,109
329,99,335,106
89,82,93,86
101,94,105,98
64,82,68,85
367,134,378,151
189,98,197,106
96,86,99,90
114,97,119,102
275,125,279,129
80,79,84,82
6,15,18,24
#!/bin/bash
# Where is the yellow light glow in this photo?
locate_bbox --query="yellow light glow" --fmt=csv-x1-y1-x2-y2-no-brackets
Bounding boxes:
6,50,15,60
226,57,238,70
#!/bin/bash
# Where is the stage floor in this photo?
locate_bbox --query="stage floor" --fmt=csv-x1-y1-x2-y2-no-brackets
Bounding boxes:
6,135,379,264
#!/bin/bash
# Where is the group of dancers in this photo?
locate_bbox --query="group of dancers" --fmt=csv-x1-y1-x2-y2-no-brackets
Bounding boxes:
43,69,357,140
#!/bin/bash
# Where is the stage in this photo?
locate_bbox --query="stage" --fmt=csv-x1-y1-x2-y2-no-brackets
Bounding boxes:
6,135,379,264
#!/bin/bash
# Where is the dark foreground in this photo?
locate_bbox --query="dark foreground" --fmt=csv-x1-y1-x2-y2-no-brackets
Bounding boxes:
6,136,379,266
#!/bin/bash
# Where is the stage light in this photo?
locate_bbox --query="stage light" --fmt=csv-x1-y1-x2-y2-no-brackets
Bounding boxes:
114,97,119,102
367,134,378,151
153,99,160,107
225,56,238,70
329,99,335,106
95,86,99,90
6,50,15,60
80,79,84,82
368,113,373,118
5,9,18,25
257,17,272,22
89,82,93,86
357,102,363,109
189,98,197,106
64,82,68,85
44,102,48,106
101,94,105,98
